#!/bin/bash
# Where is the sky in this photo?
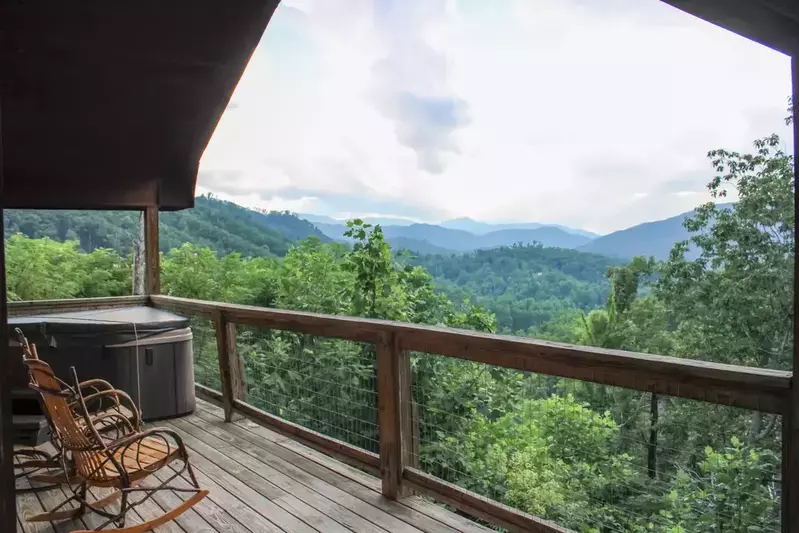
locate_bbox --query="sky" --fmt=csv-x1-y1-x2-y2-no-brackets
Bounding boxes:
197,0,793,235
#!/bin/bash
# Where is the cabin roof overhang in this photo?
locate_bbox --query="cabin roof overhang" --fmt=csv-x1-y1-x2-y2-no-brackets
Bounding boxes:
663,0,799,56
0,0,280,211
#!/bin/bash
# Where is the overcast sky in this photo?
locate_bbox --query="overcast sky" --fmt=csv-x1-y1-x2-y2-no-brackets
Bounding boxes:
197,0,793,234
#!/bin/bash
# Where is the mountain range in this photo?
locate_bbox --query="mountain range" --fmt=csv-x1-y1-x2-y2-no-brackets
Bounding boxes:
439,217,598,239
304,208,710,260
5,195,718,262
310,221,595,253
303,214,598,239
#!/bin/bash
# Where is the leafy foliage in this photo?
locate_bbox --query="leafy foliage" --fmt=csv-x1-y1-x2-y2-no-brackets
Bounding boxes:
414,243,622,333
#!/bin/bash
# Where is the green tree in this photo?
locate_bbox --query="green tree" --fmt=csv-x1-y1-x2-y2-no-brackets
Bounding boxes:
663,437,778,532
657,134,794,371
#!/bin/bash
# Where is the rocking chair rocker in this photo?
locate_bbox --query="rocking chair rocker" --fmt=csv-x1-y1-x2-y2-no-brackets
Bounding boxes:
13,329,140,492
23,359,208,532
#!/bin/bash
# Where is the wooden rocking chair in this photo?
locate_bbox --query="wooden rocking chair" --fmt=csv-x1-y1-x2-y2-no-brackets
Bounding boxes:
14,329,141,492
23,359,208,532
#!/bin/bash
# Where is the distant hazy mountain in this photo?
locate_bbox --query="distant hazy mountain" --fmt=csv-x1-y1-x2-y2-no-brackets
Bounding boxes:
300,213,416,227
303,214,597,239
478,227,593,250
388,237,456,256
309,220,592,253
441,217,599,239
577,205,731,260
304,204,738,260
439,217,532,234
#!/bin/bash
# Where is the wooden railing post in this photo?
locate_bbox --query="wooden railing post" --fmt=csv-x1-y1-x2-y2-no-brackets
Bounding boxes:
213,311,245,422
377,331,403,499
398,348,420,495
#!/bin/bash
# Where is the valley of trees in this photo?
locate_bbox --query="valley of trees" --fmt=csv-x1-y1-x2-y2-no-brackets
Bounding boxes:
4,119,794,531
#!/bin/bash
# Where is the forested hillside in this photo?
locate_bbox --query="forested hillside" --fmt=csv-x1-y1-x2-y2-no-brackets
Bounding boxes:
4,195,326,257
413,244,622,332
4,120,793,531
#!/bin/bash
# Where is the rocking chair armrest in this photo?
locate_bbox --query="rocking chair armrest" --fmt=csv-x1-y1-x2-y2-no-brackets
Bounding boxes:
79,389,142,429
76,378,115,396
104,427,187,458
90,412,140,440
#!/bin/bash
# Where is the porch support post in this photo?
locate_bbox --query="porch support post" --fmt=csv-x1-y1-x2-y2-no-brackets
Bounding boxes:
783,54,798,533
0,206,14,533
144,205,160,295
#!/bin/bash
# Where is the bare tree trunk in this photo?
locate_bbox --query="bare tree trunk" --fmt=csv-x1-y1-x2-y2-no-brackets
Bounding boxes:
132,211,145,295
647,393,659,479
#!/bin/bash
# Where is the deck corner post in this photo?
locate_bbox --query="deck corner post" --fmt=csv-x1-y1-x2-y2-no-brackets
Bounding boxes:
214,311,245,422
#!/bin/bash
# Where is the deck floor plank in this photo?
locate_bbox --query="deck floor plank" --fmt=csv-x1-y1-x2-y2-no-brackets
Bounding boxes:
187,409,444,533
15,397,493,533
166,417,352,533
176,415,391,533
192,402,475,533
150,467,257,533
161,431,311,533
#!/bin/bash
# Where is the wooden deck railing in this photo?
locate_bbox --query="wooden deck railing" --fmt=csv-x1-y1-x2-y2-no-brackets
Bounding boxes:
10,295,797,532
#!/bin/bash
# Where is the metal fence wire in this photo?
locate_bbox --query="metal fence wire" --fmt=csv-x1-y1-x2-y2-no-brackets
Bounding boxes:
237,325,379,453
195,319,782,533
406,352,782,533
190,317,221,392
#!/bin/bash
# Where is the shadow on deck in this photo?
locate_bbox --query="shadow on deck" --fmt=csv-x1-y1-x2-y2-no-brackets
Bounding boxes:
16,398,490,533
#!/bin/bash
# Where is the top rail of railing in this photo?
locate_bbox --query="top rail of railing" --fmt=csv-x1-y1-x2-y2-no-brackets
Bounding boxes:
145,295,791,414
9,295,790,413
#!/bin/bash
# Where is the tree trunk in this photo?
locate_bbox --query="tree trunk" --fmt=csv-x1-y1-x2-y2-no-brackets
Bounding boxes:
132,211,145,295
647,393,659,479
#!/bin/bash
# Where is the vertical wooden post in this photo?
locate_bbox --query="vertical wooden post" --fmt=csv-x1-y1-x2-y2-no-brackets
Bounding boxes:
377,332,416,499
0,206,15,533
214,311,245,422
398,348,420,496
783,55,799,533
377,332,402,499
144,205,160,295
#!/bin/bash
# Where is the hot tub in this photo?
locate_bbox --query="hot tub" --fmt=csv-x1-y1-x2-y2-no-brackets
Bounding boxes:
9,306,195,421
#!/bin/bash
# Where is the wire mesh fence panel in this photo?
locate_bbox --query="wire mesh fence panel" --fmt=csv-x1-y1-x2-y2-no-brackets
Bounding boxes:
189,317,221,392
408,352,782,533
236,326,379,453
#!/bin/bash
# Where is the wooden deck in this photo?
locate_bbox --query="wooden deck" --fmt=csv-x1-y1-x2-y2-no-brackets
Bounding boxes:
16,398,491,533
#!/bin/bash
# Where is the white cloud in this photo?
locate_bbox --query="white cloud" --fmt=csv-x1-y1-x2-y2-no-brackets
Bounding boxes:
199,0,792,233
